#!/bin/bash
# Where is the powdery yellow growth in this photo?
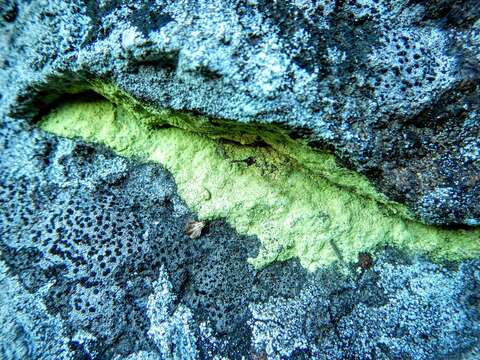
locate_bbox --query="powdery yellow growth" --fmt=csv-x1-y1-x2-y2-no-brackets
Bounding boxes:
40,94,480,271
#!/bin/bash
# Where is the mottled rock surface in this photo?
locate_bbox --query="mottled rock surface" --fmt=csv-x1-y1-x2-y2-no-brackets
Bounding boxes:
1,103,479,358
1,1,480,359
0,0,479,225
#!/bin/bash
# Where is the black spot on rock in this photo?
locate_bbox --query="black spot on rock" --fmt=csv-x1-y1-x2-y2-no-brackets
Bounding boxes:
0,0,18,23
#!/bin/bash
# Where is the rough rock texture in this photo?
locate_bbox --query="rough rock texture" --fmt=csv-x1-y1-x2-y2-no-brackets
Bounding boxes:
1,1,480,359
0,118,258,358
0,0,479,225
0,261,70,359
37,96,480,270
1,113,479,358
250,252,480,359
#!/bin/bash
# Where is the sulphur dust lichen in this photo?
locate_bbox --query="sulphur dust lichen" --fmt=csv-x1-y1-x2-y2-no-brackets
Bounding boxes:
40,89,480,271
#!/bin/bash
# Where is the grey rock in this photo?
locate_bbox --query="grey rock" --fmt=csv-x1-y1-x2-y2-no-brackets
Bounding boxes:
1,1,480,359
0,112,479,358
0,0,479,225
0,261,70,360
147,266,198,360
250,252,480,359
0,109,258,357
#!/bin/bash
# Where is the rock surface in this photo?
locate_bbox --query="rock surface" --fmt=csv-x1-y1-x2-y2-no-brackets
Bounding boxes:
37,96,480,270
1,0,479,225
1,1,480,359
1,120,479,358
0,89,479,359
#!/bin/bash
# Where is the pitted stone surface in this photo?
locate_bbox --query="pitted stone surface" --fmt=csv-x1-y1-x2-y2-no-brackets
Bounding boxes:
1,0,479,225
1,1,480,359
1,119,479,359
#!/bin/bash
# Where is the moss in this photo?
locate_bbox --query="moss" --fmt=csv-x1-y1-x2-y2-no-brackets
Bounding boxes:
40,88,480,271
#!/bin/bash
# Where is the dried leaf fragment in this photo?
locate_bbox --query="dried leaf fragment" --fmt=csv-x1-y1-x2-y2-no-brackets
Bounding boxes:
185,220,206,239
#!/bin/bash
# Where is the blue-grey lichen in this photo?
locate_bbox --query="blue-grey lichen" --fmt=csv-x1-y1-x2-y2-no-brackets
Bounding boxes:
0,261,70,359
147,267,198,359
249,255,480,359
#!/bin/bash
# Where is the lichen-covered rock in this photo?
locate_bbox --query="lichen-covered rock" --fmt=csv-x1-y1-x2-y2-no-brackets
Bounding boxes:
0,0,479,225
147,267,198,359
1,112,479,358
250,252,480,359
38,96,480,270
0,261,70,360
1,1,479,359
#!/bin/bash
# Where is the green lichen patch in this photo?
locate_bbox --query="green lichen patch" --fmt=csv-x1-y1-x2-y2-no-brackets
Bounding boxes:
40,94,480,271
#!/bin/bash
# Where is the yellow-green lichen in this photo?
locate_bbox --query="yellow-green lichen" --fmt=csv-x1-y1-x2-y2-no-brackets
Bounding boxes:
39,90,480,271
